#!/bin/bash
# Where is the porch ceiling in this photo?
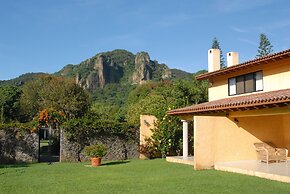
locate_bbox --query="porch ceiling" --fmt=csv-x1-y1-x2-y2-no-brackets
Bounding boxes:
168,88,290,116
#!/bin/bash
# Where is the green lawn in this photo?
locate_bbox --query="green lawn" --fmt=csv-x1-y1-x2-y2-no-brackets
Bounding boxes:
0,159,290,194
40,140,49,148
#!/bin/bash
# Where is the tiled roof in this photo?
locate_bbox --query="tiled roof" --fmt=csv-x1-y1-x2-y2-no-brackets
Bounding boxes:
196,49,290,80
168,88,290,115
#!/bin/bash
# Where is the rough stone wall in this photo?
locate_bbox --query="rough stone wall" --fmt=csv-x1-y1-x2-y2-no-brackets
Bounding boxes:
60,129,139,162
0,128,39,164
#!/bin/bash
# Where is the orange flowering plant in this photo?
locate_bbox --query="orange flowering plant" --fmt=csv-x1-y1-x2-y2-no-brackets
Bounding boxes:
38,108,66,129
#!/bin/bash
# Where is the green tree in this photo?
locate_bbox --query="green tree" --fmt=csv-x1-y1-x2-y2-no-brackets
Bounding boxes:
126,93,168,125
126,76,208,126
212,37,226,68
20,75,89,121
257,33,274,57
90,102,124,121
126,75,208,157
150,115,182,158
0,85,21,123
171,78,207,107
91,84,135,108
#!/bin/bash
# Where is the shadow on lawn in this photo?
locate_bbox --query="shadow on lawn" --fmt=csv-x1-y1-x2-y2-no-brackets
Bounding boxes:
0,163,30,169
0,163,30,176
102,160,130,166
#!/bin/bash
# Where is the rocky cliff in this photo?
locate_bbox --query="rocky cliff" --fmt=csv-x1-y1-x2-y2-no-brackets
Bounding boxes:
132,52,152,84
1,50,192,89
57,49,173,89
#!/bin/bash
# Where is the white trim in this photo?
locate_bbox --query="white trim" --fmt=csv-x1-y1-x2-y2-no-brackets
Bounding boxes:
229,77,236,95
255,71,263,91
181,120,188,158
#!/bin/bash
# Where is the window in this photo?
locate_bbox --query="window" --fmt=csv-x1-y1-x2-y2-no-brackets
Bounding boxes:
245,73,254,93
228,71,263,96
236,75,245,94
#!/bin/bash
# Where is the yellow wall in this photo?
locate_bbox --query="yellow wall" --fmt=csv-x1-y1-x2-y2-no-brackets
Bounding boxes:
139,115,157,159
194,114,290,170
208,58,290,101
194,58,290,169
282,115,290,151
194,116,216,169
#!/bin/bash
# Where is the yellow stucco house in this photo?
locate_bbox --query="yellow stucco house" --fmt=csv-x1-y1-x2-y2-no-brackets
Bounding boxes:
168,48,290,182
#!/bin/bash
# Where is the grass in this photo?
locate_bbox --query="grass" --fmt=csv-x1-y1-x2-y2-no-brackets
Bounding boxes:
1,159,290,194
40,140,49,147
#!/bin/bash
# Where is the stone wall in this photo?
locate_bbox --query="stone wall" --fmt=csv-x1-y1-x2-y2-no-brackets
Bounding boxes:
0,128,39,164
60,129,139,162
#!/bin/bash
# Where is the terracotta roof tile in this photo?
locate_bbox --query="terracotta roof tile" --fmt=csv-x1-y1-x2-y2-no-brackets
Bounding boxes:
168,88,290,115
196,49,290,80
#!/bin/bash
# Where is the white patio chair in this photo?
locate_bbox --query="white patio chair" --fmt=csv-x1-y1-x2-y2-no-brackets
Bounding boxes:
254,142,288,164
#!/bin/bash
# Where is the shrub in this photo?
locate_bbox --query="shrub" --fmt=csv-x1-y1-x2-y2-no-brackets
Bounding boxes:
146,114,182,158
84,144,107,158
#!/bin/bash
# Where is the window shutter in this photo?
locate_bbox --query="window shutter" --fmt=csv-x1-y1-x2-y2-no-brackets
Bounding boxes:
255,71,263,91
229,78,236,95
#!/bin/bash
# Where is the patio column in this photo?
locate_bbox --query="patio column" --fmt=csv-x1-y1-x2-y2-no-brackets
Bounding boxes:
181,120,188,158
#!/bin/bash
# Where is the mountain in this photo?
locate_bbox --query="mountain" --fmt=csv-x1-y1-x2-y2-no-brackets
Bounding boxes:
0,49,195,108
0,72,48,86
171,69,193,79
56,49,189,89
1,49,192,89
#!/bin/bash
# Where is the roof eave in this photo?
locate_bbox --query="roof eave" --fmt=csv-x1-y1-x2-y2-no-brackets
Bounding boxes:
195,49,290,81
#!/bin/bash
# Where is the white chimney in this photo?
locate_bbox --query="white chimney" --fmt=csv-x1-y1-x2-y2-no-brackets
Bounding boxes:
208,49,220,72
227,52,239,67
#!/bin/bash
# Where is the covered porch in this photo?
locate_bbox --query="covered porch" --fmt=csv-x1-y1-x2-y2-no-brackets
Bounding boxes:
167,89,290,182
166,119,194,166
193,108,290,182
215,159,290,183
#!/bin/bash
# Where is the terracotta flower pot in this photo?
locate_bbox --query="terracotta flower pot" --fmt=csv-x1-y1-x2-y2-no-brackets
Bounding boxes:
91,157,102,167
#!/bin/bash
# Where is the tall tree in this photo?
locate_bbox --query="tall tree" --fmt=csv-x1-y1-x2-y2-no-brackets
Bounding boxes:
257,33,273,58
0,85,21,123
20,75,89,121
211,37,226,68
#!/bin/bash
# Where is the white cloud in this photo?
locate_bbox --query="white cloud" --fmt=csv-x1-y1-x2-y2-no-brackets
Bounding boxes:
246,19,290,35
269,19,290,30
230,26,248,33
212,0,274,13
254,26,273,35
230,18,290,36
238,38,258,46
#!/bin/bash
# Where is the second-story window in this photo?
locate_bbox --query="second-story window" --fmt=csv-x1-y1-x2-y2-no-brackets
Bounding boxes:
228,71,263,96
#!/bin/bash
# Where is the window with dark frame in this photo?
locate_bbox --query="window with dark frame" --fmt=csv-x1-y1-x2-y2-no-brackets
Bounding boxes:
228,71,263,96
236,75,245,94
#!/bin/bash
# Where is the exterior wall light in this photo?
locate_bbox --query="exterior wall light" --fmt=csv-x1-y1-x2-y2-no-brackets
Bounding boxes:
234,118,239,125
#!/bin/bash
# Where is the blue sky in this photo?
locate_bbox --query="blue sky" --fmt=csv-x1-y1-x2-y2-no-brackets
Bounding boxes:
1,0,290,80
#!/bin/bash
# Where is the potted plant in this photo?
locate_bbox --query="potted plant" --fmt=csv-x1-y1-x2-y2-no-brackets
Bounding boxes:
84,143,107,167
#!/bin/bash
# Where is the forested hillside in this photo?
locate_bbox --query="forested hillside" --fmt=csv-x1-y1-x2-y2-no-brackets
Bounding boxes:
0,49,208,158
